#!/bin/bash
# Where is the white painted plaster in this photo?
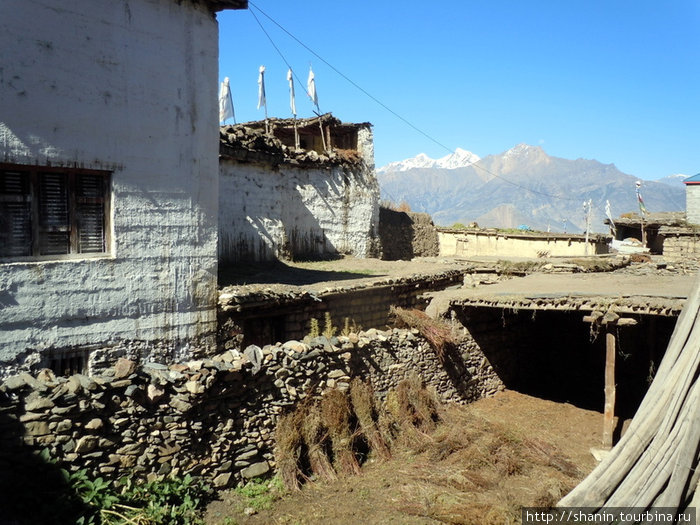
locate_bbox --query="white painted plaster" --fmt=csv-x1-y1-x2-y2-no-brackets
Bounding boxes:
218,154,380,263
0,0,222,368
686,186,700,225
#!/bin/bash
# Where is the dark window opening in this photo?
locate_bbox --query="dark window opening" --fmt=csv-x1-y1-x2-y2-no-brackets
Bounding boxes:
0,164,110,260
49,348,89,376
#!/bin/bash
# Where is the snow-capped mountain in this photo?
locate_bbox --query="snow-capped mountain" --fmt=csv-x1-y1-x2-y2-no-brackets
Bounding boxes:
435,148,481,170
655,173,689,188
377,144,686,233
377,147,480,173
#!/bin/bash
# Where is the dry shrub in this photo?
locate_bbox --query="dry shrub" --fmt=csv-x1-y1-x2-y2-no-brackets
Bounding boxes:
274,411,304,491
390,307,454,363
394,374,441,433
349,378,391,461
300,404,337,482
320,389,361,476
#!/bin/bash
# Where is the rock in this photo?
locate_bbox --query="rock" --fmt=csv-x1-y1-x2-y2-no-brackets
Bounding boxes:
125,385,140,398
66,376,82,395
114,358,137,379
185,380,204,395
169,398,192,412
56,419,73,433
243,345,263,374
24,421,50,436
328,370,345,379
74,436,98,454
241,461,270,479
144,362,168,371
25,395,54,412
236,449,259,462
36,369,56,383
3,374,27,391
147,384,166,402
213,472,232,487
282,341,308,353
85,418,103,431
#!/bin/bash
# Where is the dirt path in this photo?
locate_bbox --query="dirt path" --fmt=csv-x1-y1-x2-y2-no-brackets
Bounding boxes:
205,391,603,525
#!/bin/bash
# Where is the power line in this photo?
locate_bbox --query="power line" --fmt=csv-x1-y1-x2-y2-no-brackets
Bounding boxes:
246,1,586,205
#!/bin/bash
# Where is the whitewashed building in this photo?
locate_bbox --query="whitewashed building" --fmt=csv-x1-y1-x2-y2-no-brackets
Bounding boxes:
0,0,247,376
218,115,380,263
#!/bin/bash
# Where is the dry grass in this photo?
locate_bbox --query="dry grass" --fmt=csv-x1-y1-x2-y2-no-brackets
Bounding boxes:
274,411,304,491
349,378,391,461
299,404,337,482
390,307,454,363
393,406,582,523
320,389,361,476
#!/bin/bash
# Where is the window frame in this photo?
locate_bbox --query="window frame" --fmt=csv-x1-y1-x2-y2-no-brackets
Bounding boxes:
0,163,112,262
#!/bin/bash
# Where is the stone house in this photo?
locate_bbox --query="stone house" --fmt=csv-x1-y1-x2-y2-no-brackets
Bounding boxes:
0,0,247,377
218,115,380,264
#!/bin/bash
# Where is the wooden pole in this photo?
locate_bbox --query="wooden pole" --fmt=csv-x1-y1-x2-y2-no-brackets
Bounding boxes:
583,310,637,450
603,328,616,449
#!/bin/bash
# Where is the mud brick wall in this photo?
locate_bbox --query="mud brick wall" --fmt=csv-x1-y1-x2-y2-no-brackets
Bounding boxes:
0,329,503,491
219,271,465,348
378,208,440,260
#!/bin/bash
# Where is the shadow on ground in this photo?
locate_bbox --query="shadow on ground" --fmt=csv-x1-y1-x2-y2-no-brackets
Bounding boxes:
219,260,386,288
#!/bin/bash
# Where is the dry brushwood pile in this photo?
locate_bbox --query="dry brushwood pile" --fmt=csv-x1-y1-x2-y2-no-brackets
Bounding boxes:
210,390,598,525
274,375,438,490
559,273,700,519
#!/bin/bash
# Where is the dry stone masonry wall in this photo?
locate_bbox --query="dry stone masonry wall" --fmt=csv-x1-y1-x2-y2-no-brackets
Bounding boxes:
0,329,502,489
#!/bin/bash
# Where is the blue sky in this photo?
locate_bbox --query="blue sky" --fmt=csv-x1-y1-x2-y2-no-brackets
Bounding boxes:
218,1,700,180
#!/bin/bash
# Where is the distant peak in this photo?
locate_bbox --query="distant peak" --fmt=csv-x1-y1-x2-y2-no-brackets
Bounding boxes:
378,147,480,173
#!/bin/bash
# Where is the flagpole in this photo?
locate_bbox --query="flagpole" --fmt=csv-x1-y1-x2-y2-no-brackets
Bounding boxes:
307,67,328,153
287,68,299,149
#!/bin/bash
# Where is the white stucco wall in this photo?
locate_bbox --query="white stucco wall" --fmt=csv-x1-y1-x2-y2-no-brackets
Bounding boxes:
219,136,380,263
438,230,609,258
686,185,700,225
0,0,222,373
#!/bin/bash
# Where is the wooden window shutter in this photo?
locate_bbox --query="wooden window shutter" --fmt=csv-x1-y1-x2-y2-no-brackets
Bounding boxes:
0,171,32,256
38,173,70,255
76,174,106,253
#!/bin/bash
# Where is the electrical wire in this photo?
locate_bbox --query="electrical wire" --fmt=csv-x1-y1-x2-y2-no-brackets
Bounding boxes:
247,1,622,221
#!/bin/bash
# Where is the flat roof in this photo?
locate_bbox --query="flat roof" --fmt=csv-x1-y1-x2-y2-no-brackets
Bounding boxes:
436,273,693,316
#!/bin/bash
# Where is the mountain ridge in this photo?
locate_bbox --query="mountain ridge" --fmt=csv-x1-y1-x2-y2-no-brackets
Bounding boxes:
377,145,686,233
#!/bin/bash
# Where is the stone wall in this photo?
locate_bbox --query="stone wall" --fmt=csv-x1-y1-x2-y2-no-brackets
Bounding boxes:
218,270,465,347
378,208,440,260
0,329,503,489
661,232,700,259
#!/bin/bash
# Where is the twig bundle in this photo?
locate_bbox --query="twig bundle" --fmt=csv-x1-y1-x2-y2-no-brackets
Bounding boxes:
350,378,391,461
274,411,304,491
390,307,455,363
320,389,361,476
395,374,441,433
300,404,337,482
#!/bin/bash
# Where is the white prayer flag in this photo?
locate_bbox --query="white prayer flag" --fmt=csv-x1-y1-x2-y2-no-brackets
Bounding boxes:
307,66,318,109
257,65,266,110
218,77,234,123
287,68,296,116
605,199,617,234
